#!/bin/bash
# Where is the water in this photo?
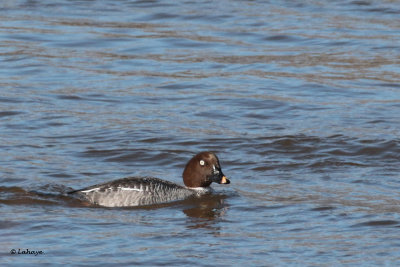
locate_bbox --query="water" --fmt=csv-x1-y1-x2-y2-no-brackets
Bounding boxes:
1,0,400,265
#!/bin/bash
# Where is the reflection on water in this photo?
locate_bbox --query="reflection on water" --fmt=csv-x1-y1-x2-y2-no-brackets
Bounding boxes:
182,194,229,220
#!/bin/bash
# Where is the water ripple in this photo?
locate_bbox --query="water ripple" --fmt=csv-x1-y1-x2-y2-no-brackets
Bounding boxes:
1,0,400,266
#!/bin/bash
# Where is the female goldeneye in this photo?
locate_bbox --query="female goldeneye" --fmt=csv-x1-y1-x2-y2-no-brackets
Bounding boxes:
68,152,230,207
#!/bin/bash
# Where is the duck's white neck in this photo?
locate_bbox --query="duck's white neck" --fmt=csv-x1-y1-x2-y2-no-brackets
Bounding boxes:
186,186,213,194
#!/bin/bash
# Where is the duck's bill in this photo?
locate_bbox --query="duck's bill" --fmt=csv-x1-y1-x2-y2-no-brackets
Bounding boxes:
220,175,230,184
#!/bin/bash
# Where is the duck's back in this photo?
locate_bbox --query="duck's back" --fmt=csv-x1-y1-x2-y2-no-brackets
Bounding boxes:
70,177,197,207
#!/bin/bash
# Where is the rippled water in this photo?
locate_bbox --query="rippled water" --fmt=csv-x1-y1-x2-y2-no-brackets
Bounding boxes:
1,0,400,265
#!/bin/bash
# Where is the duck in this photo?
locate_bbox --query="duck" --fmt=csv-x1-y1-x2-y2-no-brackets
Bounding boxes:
68,151,230,207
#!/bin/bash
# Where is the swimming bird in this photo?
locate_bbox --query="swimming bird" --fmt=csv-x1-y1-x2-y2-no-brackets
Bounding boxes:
68,151,230,207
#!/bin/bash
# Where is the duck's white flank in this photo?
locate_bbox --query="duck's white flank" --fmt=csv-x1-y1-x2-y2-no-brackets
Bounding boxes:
117,187,143,192
80,188,99,193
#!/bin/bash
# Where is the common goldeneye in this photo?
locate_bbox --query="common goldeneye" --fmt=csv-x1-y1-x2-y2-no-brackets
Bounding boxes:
68,152,230,207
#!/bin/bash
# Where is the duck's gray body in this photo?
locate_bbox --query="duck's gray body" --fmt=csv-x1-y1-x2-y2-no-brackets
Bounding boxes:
69,177,209,207
68,152,229,207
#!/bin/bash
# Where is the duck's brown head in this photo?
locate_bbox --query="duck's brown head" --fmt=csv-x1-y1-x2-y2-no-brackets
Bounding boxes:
183,152,230,188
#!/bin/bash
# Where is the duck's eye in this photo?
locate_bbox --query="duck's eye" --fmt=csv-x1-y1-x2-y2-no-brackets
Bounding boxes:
199,160,205,166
